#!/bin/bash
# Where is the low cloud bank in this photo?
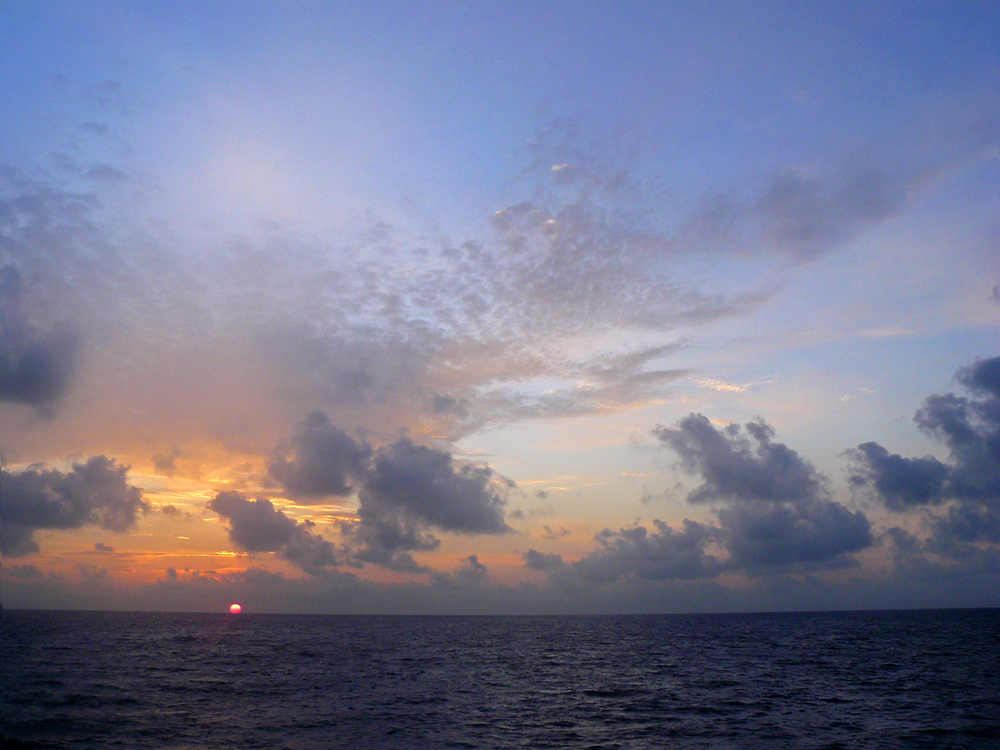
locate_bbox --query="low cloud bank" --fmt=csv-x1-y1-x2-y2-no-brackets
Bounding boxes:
1,457,147,557
849,356,1000,551
525,356,999,590
210,411,513,574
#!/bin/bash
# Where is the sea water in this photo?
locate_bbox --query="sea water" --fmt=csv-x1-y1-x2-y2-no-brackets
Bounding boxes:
3,609,998,749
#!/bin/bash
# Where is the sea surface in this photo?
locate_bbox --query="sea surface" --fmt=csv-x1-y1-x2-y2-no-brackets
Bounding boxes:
2,608,998,749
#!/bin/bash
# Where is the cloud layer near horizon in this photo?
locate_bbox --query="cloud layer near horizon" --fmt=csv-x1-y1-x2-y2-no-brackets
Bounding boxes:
2,457,147,557
203,411,513,575
849,357,1000,554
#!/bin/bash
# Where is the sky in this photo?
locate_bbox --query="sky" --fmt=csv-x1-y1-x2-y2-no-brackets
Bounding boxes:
1,1,998,614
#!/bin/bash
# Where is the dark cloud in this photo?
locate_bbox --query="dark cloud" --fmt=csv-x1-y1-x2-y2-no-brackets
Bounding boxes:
209,491,297,552
529,411,859,582
0,266,79,409
6,563,43,580
267,411,372,499
847,442,950,510
522,549,565,571
94,542,114,553
564,505,871,583
352,545,432,574
651,413,872,572
207,491,338,574
344,505,440,573
957,357,1000,398
718,500,871,572
913,358,1000,502
348,436,512,568
655,414,823,504
261,412,514,572
454,554,488,583
851,357,1000,506
915,395,979,461
573,520,720,583
1,456,147,557
359,437,510,534
927,503,1000,547
848,357,1000,556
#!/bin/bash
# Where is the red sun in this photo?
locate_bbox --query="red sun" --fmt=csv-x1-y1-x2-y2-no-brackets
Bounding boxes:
229,603,242,614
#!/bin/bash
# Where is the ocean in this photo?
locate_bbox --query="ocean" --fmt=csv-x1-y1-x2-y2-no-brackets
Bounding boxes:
2,608,998,749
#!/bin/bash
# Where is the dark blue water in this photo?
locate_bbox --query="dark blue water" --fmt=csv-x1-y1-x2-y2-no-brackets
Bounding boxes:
3,609,998,749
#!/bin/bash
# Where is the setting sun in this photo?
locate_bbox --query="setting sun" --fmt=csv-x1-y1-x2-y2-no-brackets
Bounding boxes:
229,603,242,614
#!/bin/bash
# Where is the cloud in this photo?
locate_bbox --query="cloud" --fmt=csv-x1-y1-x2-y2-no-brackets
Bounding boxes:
572,520,720,582
267,410,372,499
915,358,1000,500
0,266,79,410
259,411,516,573
927,503,1000,547
359,437,511,534
531,413,874,586
352,544,433,574
956,357,1000,397
1,456,148,557
654,414,824,504
540,524,568,540
653,413,872,571
755,168,907,261
847,443,950,510
850,356,1000,552
454,553,488,583
85,164,129,184
851,356,1000,505
0,122,788,461
718,500,871,572
347,435,512,568
208,491,298,552
151,448,186,477
345,498,440,574
431,393,467,417
485,190,771,343
677,149,962,267
207,491,338,574
522,549,565,571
